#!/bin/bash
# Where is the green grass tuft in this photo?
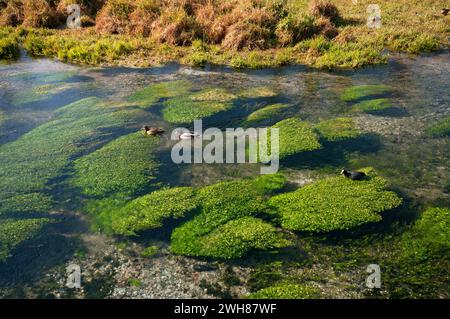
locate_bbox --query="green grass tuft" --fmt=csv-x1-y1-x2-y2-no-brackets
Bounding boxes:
269,168,402,232
349,98,394,114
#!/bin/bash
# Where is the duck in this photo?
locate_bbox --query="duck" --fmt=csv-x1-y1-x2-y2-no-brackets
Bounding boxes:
141,126,165,136
341,169,367,181
442,8,449,16
176,130,201,140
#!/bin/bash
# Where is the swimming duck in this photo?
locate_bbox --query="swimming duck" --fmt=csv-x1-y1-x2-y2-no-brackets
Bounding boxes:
178,131,201,140
141,126,165,136
341,169,367,181
442,8,449,16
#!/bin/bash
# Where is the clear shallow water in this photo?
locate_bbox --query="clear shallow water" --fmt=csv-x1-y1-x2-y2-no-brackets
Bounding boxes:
0,54,449,295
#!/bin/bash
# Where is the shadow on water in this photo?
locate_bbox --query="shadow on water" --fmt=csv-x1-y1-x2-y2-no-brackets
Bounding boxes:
283,133,383,171
0,215,88,286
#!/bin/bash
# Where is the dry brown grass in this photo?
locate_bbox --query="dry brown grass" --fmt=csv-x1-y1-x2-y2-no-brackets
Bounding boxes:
0,0,24,27
130,0,160,37
314,16,337,39
308,0,341,24
22,0,60,28
95,0,134,35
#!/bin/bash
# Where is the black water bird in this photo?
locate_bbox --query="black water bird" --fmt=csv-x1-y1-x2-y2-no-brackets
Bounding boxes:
442,8,449,16
340,169,367,181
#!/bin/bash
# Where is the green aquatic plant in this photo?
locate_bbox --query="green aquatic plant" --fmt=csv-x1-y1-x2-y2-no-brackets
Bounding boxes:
426,116,450,138
239,87,278,99
0,193,53,216
0,97,146,216
315,117,361,141
170,177,288,259
0,218,50,262
141,245,159,258
349,98,394,114
248,284,319,299
265,118,322,160
189,88,237,103
245,103,291,125
72,132,160,198
10,83,75,106
127,80,192,108
162,94,233,124
269,168,402,232
340,85,391,102
110,187,199,236
0,110,5,125
251,173,288,195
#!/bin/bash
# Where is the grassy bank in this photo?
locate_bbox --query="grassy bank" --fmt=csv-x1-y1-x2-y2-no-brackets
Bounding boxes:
0,0,448,69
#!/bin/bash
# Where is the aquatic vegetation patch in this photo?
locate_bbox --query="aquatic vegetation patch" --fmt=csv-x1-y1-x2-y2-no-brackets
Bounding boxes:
72,132,160,198
248,284,319,299
315,117,361,141
162,94,232,124
141,245,159,258
170,177,288,259
0,110,5,125
245,103,291,125
0,218,50,262
110,187,199,236
264,118,322,160
181,217,290,260
239,87,278,99
0,97,146,215
0,193,53,216
251,174,288,196
340,85,391,102
426,116,450,138
349,98,394,114
127,80,192,108
269,168,402,232
189,88,237,103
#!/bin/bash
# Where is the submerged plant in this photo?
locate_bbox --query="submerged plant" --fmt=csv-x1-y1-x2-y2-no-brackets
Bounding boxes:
72,132,160,198
349,98,394,114
340,85,391,102
127,80,192,108
0,218,50,262
315,117,361,141
426,116,450,138
110,187,199,236
239,86,278,99
245,103,291,125
269,168,402,232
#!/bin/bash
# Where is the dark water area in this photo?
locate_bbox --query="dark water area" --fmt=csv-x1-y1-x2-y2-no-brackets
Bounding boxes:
0,53,448,298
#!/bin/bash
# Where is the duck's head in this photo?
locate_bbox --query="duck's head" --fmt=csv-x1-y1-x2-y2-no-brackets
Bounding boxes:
340,169,347,175
141,125,150,132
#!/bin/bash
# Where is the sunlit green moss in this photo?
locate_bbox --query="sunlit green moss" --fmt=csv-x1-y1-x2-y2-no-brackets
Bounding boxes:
349,98,394,113
72,132,160,198
0,193,53,216
186,217,290,259
239,87,278,99
315,118,361,141
248,284,319,299
245,103,291,125
426,116,450,138
0,97,146,215
127,80,192,108
170,178,286,259
190,88,237,102
340,85,391,102
0,218,50,262
264,118,322,160
162,95,232,124
110,187,199,236
269,168,402,232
